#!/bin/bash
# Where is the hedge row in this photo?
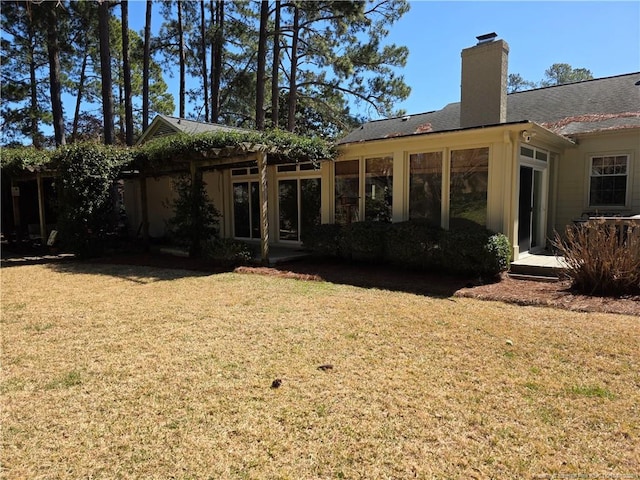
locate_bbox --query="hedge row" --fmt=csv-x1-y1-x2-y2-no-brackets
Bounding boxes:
302,219,511,278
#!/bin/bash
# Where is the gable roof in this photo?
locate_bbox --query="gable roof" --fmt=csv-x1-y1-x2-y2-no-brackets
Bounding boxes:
137,114,250,145
338,72,640,145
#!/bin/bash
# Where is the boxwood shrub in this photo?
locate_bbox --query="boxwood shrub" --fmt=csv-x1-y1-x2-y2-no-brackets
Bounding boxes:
303,219,511,278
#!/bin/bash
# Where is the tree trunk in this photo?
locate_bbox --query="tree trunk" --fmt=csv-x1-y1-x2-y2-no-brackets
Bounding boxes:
255,0,269,130
177,0,186,119
142,0,152,131
46,3,66,146
121,0,134,146
98,0,114,144
270,0,281,129
200,0,209,122
211,0,223,122
71,52,88,142
286,4,299,132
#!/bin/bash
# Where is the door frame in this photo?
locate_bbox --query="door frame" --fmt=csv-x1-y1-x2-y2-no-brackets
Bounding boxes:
518,148,549,255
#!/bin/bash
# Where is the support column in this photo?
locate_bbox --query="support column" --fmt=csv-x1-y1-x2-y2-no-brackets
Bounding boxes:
36,173,47,241
257,151,269,265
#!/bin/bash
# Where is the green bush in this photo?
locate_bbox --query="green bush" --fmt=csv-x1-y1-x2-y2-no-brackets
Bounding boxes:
441,224,511,278
385,219,443,270
301,223,344,258
165,174,220,257
342,221,389,262
303,219,511,278
554,220,640,296
54,144,129,257
203,238,254,267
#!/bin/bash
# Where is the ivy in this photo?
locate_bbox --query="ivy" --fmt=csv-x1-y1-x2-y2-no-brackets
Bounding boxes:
53,143,132,257
0,147,53,175
134,129,338,169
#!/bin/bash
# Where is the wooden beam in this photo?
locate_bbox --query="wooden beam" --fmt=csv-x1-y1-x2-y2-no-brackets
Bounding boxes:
36,173,47,241
257,151,269,265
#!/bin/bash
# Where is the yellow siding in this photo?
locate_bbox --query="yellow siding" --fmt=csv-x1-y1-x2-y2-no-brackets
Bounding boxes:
554,129,640,233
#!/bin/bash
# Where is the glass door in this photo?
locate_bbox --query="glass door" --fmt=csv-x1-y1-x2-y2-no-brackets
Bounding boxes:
233,181,260,239
278,177,321,242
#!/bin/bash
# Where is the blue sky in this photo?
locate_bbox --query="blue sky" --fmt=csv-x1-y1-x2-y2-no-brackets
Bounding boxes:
380,1,640,117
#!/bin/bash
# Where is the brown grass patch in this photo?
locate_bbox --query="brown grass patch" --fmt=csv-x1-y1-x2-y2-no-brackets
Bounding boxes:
2,263,639,478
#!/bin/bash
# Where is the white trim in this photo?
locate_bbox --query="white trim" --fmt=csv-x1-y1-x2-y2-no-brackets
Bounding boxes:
585,152,633,210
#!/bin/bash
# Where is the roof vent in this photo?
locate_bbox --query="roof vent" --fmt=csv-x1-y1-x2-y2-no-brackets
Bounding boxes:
401,115,411,121
476,32,497,45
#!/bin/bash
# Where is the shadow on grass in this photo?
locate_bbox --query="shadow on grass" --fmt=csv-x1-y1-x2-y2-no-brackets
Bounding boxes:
259,258,479,298
45,252,235,283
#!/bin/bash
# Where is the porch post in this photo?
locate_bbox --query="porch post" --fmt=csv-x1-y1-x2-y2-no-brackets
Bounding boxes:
257,151,269,265
36,173,47,241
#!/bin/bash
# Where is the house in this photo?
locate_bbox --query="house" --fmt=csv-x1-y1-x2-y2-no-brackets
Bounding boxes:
126,33,640,261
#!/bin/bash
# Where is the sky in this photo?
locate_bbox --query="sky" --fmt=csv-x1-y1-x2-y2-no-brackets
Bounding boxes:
380,1,640,117
125,0,640,122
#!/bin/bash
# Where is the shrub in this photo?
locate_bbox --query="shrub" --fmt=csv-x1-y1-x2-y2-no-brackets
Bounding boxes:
203,238,254,267
554,220,640,296
165,174,220,257
54,144,129,257
342,221,389,262
301,223,344,258
385,219,444,270
303,219,511,278
441,224,511,278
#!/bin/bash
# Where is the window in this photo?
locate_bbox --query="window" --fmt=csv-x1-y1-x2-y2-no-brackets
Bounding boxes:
589,155,629,207
233,181,260,238
450,147,489,228
365,156,393,222
335,160,360,224
409,151,442,226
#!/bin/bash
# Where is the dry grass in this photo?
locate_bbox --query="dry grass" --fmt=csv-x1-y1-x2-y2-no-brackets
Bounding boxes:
1,262,639,479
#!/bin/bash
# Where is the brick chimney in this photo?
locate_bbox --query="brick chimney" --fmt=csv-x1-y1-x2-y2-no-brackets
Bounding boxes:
460,33,509,128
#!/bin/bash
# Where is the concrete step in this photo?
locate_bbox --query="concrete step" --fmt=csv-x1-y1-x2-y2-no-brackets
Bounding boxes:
509,262,565,280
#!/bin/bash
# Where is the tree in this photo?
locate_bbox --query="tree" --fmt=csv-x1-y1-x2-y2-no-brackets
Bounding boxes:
98,0,115,144
508,73,537,93
541,63,593,87
255,0,269,130
280,1,411,134
0,1,50,147
43,2,66,146
142,0,152,130
121,0,134,146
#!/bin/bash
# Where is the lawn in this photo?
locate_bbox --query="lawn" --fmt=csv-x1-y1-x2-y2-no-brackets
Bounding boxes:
1,262,639,479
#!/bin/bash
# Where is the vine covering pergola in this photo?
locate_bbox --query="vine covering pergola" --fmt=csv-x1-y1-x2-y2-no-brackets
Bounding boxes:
1,129,338,263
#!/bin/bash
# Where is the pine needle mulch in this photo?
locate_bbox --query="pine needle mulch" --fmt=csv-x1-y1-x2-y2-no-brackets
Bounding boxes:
1,263,639,479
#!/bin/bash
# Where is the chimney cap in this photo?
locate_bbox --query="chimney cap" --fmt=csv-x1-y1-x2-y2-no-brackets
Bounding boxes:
476,32,498,44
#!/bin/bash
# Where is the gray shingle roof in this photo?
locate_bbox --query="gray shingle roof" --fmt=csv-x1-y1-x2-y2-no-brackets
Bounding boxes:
338,72,640,144
158,114,250,135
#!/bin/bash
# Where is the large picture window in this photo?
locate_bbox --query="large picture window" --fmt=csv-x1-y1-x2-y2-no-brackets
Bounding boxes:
450,147,489,228
409,151,442,226
589,155,628,207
